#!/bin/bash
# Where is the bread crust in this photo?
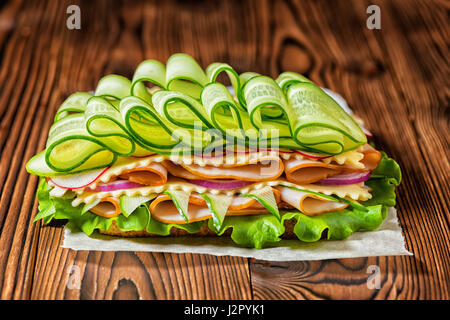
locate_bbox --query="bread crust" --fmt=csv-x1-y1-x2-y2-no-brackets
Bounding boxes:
99,218,299,239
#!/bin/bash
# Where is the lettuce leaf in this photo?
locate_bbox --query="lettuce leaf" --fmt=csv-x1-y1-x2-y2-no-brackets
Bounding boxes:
34,178,204,236
364,152,401,207
281,205,386,242
35,179,149,235
212,214,284,249
371,151,402,185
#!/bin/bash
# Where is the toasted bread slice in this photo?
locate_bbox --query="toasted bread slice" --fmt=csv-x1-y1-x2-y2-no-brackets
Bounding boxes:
99,219,299,239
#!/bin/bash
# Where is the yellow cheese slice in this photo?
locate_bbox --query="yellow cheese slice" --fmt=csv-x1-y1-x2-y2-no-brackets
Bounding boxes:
72,178,371,206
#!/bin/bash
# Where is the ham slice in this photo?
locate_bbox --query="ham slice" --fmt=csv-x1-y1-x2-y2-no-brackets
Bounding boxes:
283,144,381,185
119,162,168,186
283,158,344,184
90,197,121,218
360,144,382,170
172,154,284,182
275,186,348,216
162,160,202,180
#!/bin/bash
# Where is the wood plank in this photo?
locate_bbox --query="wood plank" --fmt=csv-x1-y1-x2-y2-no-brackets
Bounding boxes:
249,0,449,299
0,0,59,299
3,0,252,300
31,224,251,299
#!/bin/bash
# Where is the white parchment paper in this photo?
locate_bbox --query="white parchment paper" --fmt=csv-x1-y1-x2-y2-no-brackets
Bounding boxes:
62,207,412,261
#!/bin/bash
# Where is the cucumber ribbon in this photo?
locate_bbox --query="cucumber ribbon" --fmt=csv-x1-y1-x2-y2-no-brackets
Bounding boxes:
30,53,366,174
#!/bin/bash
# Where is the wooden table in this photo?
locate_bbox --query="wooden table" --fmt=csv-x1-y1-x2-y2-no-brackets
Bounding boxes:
0,0,448,300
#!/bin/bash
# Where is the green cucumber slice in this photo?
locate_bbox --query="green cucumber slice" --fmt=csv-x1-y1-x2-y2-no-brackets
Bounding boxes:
287,82,366,154
54,92,93,122
162,190,191,223
166,53,208,99
131,59,166,103
120,194,156,217
28,53,370,174
276,71,312,91
281,185,366,212
201,193,233,232
26,151,62,177
206,62,245,108
95,74,131,100
240,186,280,220
81,199,101,215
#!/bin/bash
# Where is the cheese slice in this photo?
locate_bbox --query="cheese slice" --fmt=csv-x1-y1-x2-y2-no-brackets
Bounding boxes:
57,147,380,193
281,149,366,169
71,178,371,207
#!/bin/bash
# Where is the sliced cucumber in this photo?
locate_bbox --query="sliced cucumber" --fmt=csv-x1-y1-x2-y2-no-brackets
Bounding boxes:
81,199,100,215
27,53,368,175
163,190,191,223
240,186,280,220
120,194,156,217
201,193,233,232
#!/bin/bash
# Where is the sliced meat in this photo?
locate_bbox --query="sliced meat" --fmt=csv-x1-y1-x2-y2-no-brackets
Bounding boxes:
119,162,168,186
275,186,348,216
178,154,284,182
283,158,344,184
162,160,203,180
89,197,121,218
360,144,382,170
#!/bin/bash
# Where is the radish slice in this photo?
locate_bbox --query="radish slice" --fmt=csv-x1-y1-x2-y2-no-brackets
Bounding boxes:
361,126,374,138
50,167,109,189
233,148,294,154
317,171,371,185
92,180,145,192
188,179,256,190
293,150,332,160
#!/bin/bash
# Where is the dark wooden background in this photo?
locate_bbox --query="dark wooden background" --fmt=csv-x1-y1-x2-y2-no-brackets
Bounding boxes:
0,0,448,300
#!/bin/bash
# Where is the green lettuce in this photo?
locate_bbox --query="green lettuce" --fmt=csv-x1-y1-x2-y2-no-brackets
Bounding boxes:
363,152,401,207
34,178,204,236
281,205,386,242
212,214,284,249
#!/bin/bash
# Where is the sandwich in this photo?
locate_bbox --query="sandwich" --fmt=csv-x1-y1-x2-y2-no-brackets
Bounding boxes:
26,53,401,249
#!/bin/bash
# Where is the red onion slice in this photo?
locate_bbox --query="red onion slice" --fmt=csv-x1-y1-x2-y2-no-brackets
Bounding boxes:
317,171,371,185
188,179,256,190
92,180,146,192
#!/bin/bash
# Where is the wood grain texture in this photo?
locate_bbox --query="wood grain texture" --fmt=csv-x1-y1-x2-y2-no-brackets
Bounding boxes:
249,0,449,300
0,0,448,300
